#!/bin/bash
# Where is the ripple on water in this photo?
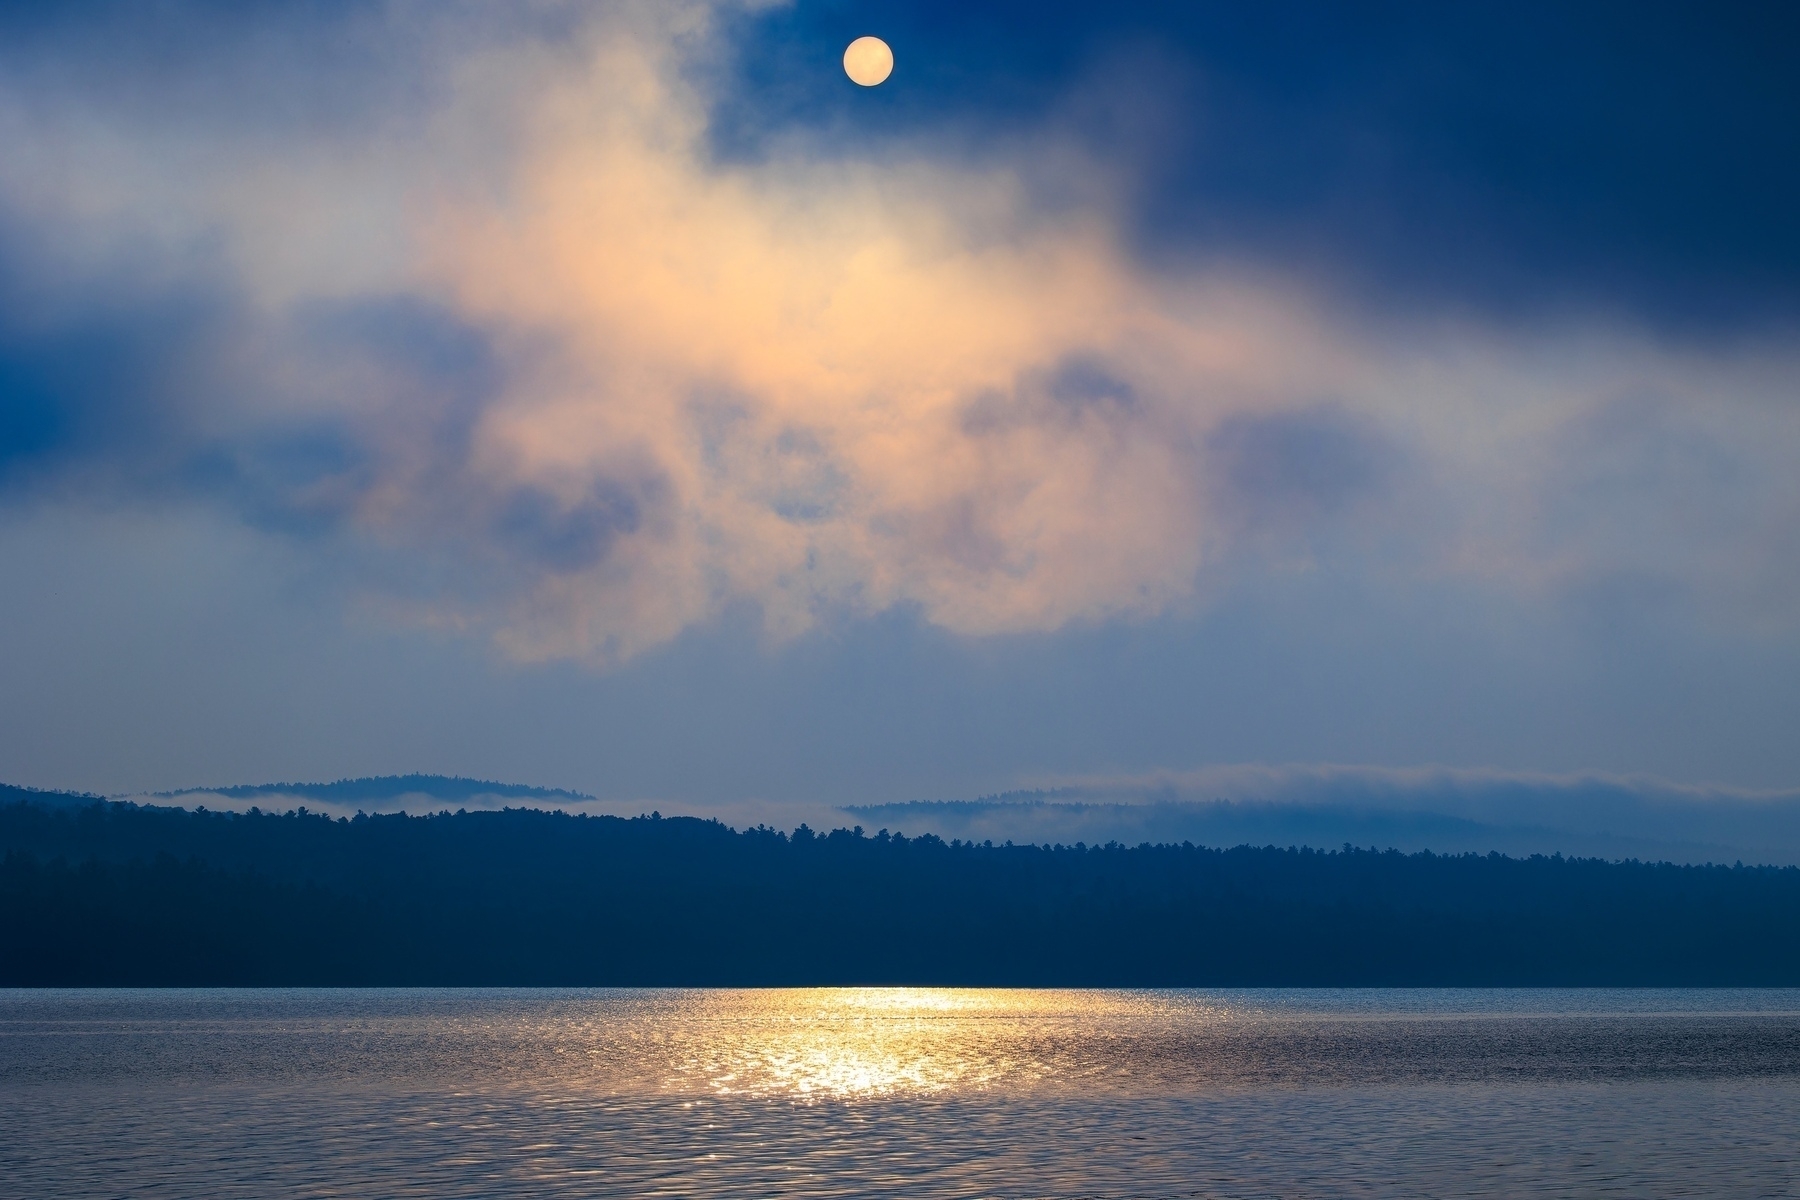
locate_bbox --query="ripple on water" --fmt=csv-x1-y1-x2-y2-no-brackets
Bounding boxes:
3,988,1799,1197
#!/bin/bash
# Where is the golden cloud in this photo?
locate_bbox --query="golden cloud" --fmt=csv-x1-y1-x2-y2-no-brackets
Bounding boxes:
3,2,1795,666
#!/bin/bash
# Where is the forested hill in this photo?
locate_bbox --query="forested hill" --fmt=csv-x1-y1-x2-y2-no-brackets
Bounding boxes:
0,782,107,810
4,798,1799,986
150,774,594,805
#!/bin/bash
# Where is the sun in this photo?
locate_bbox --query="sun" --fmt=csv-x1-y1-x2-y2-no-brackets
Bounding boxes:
843,36,893,87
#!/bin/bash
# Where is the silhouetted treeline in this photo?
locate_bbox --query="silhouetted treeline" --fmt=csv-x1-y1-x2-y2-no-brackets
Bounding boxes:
4,798,1799,986
0,782,105,810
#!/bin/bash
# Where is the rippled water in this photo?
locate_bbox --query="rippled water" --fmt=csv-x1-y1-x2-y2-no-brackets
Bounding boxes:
4,988,1799,1197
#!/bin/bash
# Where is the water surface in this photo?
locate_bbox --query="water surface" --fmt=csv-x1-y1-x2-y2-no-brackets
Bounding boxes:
4,988,1797,1196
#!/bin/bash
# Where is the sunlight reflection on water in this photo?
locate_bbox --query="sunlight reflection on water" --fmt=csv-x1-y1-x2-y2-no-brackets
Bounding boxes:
6,989,1800,1198
668,987,1170,1099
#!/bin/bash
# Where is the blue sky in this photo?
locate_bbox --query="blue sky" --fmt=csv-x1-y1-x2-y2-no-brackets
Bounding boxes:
1,0,1796,824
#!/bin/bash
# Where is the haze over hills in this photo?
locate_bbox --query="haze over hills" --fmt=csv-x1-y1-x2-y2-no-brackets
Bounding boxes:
4,777,592,814
9,765,1800,865
848,769,1800,867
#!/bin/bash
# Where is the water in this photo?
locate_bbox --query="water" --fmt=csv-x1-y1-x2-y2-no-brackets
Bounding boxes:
3,988,1799,1198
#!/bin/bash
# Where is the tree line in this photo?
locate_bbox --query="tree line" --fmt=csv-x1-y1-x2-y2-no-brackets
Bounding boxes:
4,798,1798,985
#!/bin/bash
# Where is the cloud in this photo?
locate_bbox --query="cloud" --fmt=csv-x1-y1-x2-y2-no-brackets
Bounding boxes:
711,3,1800,325
0,0,1796,669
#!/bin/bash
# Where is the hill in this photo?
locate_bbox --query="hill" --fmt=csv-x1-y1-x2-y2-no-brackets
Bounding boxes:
4,795,1799,986
148,774,594,806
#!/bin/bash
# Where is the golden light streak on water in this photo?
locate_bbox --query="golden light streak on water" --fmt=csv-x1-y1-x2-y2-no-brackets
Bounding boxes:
656,987,1231,1100
10,989,1800,1197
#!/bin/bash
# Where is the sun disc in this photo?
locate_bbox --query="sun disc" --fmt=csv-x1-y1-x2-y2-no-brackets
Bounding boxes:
843,36,893,87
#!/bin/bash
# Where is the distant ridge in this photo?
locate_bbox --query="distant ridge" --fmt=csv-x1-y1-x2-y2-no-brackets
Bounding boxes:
843,772,1800,867
151,774,595,804
0,782,107,810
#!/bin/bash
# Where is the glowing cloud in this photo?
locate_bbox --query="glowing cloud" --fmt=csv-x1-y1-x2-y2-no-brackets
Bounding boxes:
0,2,1795,667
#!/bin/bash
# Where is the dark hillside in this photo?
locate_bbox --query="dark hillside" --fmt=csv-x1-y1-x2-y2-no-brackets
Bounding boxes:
3,798,1798,986
0,783,107,810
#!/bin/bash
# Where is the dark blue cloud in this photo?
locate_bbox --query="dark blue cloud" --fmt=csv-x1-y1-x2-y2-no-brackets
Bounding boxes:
0,221,505,541
1207,406,1401,527
497,481,649,575
1044,356,1135,414
165,298,500,538
179,428,371,537
0,283,233,486
0,350,64,471
709,0,1800,328
296,296,501,459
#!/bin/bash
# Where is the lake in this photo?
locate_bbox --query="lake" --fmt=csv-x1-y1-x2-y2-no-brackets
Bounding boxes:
3,988,1798,1197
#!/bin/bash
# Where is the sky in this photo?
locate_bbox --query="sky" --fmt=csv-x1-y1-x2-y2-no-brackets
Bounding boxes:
1,0,1798,833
